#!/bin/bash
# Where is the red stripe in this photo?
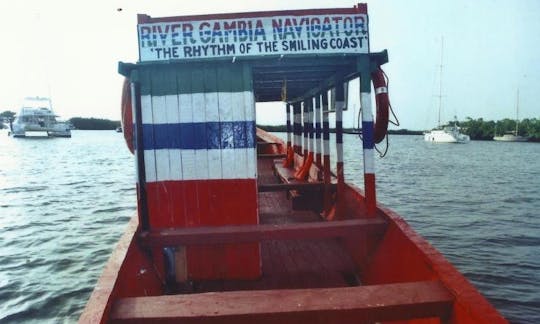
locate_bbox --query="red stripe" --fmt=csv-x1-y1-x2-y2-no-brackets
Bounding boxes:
138,6,367,24
146,180,260,279
146,180,258,228
364,173,376,216
323,155,332,214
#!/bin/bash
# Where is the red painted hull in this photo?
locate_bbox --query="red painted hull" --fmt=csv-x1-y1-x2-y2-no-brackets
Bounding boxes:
80,130,506,324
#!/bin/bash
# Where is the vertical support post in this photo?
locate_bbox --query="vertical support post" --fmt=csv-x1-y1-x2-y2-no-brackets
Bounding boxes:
322,91,332,215
295,98,314,180
359,59,377,217
315,94,322,166
282,102,294,167
286,103,292,150
335,83,346,219
293,102,301,156
308,97,314,162
131,79,150,231
302,101,308,160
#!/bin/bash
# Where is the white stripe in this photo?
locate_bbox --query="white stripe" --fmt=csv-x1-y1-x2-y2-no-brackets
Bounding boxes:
323,139,330,152
375,86,388,95
207,149,222,179
335,103,343,122
155,149,170,181
363,148,375,174
286,104,291,143
243,91,255,121
169,149,183,180
231,89,244,121
151,95,167,124
192,92,205,122
246,147,257,179
311,99,315,153
233,148,247,179
322,96,330,157
218,91,233,122
141,95,153,124
194,150,209,179
360,92,373,122
294,134,301,146
142,93,256,123
337,143,343,163
167,93,180,123
146,148,257,182
180,149,196,180
144,150,157,182
205,91,219,122
179,93,193,122
315,96,321,157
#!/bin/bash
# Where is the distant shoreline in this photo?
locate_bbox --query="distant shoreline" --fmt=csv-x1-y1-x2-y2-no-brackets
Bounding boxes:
69,117,120,130
257,125,422,136
256,124,539,142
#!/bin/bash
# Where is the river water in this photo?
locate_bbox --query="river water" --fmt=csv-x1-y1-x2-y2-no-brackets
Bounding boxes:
0,130,538,323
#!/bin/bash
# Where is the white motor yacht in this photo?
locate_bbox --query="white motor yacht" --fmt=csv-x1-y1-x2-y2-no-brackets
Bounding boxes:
424,124,470,143
10,97,71,138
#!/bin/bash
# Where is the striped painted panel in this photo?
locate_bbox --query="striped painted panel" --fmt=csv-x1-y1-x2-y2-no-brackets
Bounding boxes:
138,64,256,183
136,63,260,279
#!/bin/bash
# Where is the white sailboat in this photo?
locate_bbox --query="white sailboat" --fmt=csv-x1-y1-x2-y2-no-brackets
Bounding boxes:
493,90,529,142
424,38,470,144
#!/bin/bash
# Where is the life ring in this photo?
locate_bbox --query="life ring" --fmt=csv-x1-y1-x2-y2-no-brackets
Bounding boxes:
371,68,390,144
121,78,134,154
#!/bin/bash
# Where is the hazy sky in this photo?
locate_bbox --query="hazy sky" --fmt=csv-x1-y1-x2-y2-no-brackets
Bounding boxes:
0,0,538,130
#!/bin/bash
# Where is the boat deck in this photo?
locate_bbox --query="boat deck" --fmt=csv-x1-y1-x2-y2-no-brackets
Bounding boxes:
192,156,359,292
108,154,458,323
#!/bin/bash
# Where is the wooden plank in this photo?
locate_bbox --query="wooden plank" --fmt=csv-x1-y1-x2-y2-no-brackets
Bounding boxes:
273,160,298,183
110,281,453,323
258,183,336,192
257,153,286,158
257,141,280,145
138,218,386,247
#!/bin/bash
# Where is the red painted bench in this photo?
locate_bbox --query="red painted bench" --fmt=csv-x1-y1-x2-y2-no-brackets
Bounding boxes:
111,280,453,323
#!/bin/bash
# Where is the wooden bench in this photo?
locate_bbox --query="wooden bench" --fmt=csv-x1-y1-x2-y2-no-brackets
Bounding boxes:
110,280,453,323
272,159,334,211
138,218,386,247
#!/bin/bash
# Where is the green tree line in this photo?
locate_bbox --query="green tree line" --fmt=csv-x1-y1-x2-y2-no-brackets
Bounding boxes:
69,117,120,130
459,117,540,141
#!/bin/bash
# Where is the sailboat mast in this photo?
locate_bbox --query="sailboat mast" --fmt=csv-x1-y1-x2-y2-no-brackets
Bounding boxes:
438,37,444,128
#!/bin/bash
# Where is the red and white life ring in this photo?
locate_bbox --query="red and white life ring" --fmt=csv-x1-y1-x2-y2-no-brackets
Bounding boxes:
371,68,390,144
121,78,134,154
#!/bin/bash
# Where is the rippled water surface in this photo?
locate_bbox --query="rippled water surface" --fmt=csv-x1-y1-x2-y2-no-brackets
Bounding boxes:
1,131,539,323
0,130,136,323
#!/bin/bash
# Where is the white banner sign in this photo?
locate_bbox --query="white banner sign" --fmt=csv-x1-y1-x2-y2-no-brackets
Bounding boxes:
138,14,369,61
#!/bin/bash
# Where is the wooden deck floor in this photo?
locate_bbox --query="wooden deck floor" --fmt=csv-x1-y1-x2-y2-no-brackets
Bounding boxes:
193,157,359,292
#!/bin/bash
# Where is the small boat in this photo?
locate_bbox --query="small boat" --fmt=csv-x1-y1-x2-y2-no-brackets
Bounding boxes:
424,122,470,143
424,38,470,144
10,97,71,138
493,132,528,142
80,5,506,323
494,90,529,142
116,126,122,133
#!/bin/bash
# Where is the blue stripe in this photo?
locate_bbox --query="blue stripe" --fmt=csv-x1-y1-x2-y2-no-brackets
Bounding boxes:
286,104,291,133
362,121,375,149
293,122,301,136
140,121,256,150
322,121,330,140
336,121,343,144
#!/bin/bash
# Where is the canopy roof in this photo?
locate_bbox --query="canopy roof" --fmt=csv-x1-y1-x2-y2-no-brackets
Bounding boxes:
121,4,388,103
